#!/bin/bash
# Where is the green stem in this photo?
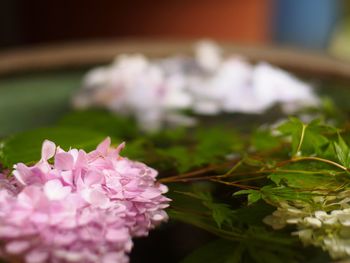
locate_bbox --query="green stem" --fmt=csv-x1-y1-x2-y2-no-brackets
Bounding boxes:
210,178,260,189
295,123,307,156
222,159,243,177
159,159,239,183
291,156,348,172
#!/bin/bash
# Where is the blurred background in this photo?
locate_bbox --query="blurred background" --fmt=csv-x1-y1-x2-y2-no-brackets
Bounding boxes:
1,0,350,137
0,2,350,262
0,0,349,58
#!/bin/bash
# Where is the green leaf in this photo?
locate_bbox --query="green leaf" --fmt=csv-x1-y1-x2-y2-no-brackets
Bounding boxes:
234,189,262,205
173,185,234,228
193,186,234,229
151,127,243,173
0,127,110,167
247,191,262,205
58,110,139,139
156,146,193,173
278,117,304,156
193,127,243,167
235,180,316,207
269,171,341,190
260,185,314,204
278,118,333,156
122,138,150,162
207,202,234,228
251,129,280,152
334,135,350,167
301,119,332,156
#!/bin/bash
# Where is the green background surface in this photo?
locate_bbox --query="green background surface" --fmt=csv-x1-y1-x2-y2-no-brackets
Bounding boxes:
0,70,84,136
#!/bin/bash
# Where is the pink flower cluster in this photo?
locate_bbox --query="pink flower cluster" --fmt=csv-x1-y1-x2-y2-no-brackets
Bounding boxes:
0,138,170,263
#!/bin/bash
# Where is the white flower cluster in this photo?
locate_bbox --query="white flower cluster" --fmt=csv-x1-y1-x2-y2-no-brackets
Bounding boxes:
264,192,350,260
74,41,319,131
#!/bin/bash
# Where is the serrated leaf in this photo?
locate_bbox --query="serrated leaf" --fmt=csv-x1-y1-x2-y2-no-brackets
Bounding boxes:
301,119,332,156
269,172,340,190
278,118,333,156
234,189,262,205
207,202,234,228
247,191,262,205
278,117,304,156
334,135,350,167
260,185,315,204
175,185,234,228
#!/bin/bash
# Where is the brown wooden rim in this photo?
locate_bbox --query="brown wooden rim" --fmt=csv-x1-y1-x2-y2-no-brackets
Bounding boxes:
0,38,350,79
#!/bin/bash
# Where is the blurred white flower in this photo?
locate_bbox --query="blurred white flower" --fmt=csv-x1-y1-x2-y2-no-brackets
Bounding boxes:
252,63,319,113
195,40,222,72
74,41,319,131
74,54,193,132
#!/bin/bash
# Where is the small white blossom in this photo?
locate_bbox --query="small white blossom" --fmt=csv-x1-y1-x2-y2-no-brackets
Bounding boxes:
304,217,322,228
264,194,350,260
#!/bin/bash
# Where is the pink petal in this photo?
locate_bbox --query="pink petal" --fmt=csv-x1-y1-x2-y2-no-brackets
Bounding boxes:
102,252,127,263
31,212,49,224
140,188,161,199
12,163,32,185
75,150,88,168
61,171,73,185
0,226,21,238
25,250,49,263
54,152,74,170
18,186,43,207
96,137,111,155
68,149,79,162
152,211,168,221
44,179,71,200
90,190,109,208
105,228,129,242
41,140,56,161
82,189,109,208
5,241,30,254
54,250,83,261
53,232,77,246
83,170,104,186
159,184,169,194
116,142,126,154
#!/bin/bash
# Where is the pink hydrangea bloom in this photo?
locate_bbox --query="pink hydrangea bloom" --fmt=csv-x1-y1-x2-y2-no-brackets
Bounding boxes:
0,138,170,263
